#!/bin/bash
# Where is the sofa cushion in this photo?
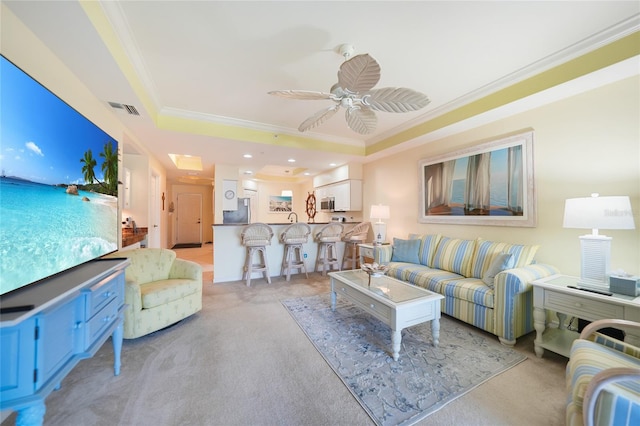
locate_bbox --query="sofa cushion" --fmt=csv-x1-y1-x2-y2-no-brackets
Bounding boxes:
391,238,421,263
470,239,539,279
409,234,442,267
431,237,476,277
386,262,462,293
482,252,515,288
440,277,495,308
140,278,201,309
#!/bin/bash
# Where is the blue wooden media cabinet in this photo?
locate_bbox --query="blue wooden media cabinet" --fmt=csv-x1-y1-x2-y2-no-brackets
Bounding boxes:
0,258,129,425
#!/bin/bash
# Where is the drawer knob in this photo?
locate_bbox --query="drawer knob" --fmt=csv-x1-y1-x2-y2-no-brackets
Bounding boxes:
370,304,375,309
74,321,83,329
103,291,112,298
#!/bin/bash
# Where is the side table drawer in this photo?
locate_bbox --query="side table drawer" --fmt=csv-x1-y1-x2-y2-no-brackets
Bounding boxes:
545,291,624,320
360,246,374,259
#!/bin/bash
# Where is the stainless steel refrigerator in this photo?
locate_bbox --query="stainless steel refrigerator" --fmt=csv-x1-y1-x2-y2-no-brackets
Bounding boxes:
223,197,250,224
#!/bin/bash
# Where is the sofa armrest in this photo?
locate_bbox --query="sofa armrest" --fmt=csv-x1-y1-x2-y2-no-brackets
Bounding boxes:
376,245,394,264
493,263,560,344
169,258,203,282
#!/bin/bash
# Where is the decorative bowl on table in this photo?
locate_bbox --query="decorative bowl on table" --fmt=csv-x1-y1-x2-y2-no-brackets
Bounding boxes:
361,262,388,277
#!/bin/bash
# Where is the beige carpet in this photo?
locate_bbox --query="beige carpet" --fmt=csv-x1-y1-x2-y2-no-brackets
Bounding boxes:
2,249,568,425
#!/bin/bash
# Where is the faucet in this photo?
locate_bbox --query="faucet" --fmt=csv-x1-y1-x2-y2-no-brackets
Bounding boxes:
288,212,298,223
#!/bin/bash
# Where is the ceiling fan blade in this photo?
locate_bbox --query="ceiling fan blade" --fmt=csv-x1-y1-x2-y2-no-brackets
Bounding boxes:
337,54,380,94
345,106,377,135
298,105,339,132
362,87,431,113
268,90,333,100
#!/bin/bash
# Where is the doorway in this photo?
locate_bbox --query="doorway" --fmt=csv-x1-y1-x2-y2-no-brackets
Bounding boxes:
176,193,202,245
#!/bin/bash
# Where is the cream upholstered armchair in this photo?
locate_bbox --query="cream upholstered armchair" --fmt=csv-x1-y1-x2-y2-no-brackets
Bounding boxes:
566,319,640,426
105,248,202,338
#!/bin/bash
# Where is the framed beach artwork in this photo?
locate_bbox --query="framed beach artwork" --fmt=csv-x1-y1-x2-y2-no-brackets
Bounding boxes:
269,195,293,213
418,130,536,227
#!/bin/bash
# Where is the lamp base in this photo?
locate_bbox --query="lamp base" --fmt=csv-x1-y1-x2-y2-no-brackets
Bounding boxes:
374,221,387,245
579,234,612,285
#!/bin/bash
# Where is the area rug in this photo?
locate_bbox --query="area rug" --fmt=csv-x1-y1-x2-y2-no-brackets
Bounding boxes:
281,294,527,426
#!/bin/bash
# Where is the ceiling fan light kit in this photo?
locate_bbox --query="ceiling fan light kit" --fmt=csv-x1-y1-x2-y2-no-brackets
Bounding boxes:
268,45,430,135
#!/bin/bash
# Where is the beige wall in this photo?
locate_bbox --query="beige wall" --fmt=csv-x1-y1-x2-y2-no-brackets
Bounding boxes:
363,75,640,276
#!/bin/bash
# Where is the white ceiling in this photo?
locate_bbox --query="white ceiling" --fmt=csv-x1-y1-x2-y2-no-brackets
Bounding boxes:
4,1,640,184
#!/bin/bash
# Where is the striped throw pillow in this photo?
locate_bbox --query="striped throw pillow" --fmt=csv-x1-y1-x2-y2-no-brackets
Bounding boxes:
431,237,476,276
470,238,540,279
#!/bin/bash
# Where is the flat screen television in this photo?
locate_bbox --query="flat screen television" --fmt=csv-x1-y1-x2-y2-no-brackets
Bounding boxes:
0,54,119,298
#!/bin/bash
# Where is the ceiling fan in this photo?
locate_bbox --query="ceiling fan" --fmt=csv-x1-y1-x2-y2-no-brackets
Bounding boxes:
268,44,431,135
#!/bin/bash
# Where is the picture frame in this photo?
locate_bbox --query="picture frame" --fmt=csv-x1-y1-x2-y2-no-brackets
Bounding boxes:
269,195,292,213
418,130,536,227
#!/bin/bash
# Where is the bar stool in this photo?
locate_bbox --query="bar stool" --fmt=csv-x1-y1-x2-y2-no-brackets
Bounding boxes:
240,223,274,287
341,222,371,270
314,223,344,275
279,223,311,281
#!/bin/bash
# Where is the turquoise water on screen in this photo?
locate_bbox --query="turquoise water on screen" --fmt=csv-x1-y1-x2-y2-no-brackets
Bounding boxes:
0,177,117,294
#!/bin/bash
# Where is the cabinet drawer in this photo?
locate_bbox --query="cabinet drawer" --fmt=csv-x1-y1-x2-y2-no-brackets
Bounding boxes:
337,285,391,320
84,272,123,318
85,298,119,343
360,246,374,258
545,290,624,320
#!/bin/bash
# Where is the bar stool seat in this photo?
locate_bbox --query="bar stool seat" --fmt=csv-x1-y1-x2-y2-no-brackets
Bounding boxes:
279,223,311,281
342,222,371,270
241,223,274,287
314,223,344,275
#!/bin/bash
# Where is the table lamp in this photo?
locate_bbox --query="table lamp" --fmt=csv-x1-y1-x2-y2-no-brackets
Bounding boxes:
563,193,635,286
370,204,390,245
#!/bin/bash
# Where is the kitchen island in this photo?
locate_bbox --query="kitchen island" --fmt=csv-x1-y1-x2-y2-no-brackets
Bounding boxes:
212,222,359,283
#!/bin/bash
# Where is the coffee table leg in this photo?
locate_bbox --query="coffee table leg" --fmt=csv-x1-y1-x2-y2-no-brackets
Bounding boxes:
431,318,440,347
391,329,402,361
331,290,336,311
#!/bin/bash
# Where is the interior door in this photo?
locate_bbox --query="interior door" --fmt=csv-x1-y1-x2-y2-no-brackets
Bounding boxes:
148,172,160,247
243,189,258,223
176,193,202,244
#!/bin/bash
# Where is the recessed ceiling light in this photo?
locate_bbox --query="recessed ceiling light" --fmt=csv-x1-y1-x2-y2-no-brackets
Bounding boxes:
244,170,253,174
287,158,296,163
329,163,337,167
304,172,310,176
243,154,252,158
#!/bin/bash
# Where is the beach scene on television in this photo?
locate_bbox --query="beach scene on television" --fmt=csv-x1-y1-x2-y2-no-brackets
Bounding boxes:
0,56,119,295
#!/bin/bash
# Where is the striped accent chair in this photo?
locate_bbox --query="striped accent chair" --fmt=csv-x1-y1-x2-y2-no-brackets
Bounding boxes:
377,235,558,346
566,319,640,426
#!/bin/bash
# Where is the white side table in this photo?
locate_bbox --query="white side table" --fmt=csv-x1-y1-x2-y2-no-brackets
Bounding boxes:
531,274,640,358
358,243,375,264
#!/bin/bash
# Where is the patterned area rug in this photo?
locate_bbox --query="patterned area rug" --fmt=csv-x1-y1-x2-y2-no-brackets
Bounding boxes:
282,294,527,426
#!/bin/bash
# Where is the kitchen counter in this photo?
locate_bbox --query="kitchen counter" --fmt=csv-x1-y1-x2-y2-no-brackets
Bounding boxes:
122,227,148,247
212,222,360,283
212,221,360,226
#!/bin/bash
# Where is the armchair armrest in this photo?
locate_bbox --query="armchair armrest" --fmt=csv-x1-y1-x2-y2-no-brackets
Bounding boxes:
583,367,640,426
169,258,203,282
580,319,640,340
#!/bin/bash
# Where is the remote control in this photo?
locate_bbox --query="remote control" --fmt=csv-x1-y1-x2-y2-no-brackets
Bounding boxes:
567,285,612,296
0,304,35,314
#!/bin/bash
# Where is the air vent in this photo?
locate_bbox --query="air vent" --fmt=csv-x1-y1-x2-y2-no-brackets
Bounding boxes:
108,102,140,116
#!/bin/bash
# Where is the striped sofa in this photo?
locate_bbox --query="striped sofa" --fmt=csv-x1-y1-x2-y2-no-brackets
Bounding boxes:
376,234,558,346
566,319,640,426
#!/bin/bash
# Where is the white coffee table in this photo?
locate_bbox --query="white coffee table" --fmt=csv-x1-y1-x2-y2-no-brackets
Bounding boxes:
329,269,444,361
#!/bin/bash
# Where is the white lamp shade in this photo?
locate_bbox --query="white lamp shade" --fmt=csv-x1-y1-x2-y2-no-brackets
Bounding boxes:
370,204,390,221
563,195,635,231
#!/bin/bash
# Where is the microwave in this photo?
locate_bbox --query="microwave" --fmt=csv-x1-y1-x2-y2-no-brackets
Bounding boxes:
320,197,335,212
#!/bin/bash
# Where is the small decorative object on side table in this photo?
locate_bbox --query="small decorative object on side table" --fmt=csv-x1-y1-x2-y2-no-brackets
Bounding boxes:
531,274,640,358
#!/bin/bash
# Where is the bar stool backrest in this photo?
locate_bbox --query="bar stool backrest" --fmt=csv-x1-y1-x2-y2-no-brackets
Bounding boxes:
342,221,370,243
280,223,311,244
241,223,274,247
315,223,344,243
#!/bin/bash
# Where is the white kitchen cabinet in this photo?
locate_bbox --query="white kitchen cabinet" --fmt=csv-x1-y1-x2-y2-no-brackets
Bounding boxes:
332,180,362,212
